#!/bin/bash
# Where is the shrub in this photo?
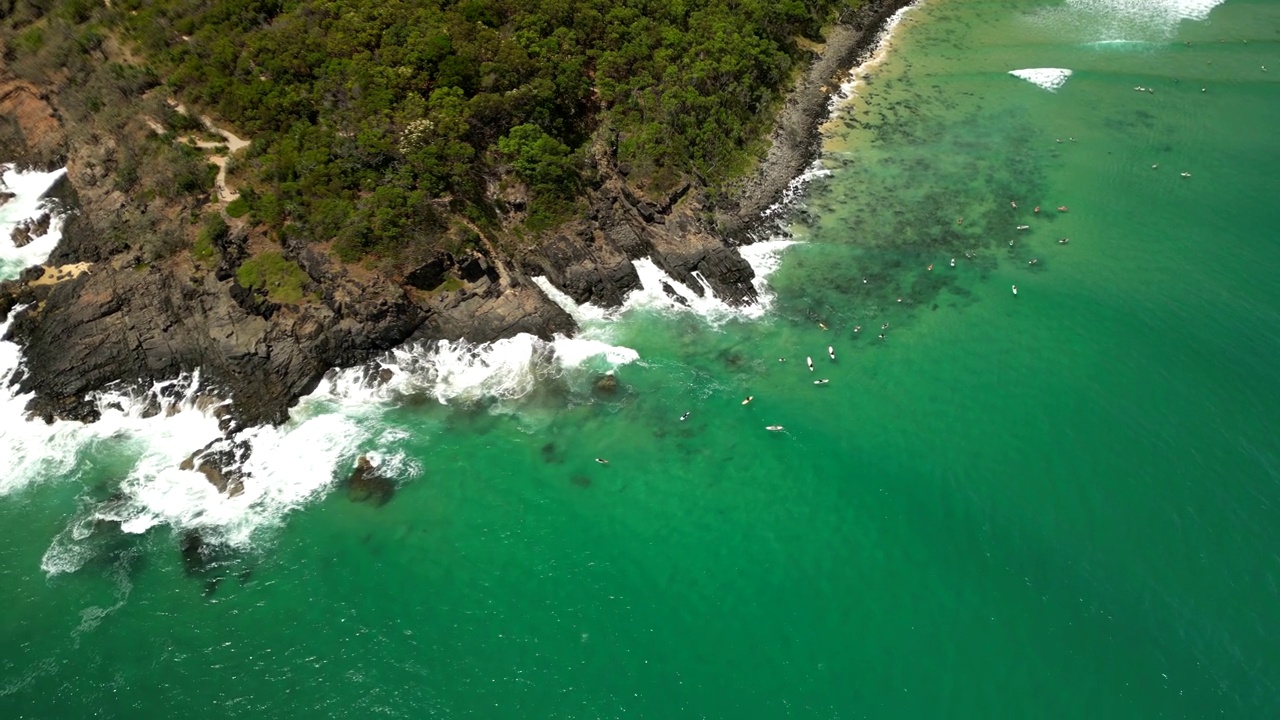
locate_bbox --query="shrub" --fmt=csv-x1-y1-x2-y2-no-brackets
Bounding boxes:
235,251,312,305
224,196,250,218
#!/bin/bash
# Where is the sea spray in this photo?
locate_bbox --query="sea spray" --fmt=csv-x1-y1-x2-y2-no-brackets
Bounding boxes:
535,241,799,329
0,165,68,278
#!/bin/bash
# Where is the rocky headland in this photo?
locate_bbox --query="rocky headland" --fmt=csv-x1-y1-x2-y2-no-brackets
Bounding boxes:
1,0,914,440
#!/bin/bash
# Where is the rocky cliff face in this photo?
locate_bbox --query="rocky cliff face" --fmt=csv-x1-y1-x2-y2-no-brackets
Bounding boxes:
0,76,65,168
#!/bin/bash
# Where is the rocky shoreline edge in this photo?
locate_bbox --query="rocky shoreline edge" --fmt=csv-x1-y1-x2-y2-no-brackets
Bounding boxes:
1,0,915,444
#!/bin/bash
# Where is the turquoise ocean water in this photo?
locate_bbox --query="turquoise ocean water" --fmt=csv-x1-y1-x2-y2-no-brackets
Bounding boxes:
3,0,1280,716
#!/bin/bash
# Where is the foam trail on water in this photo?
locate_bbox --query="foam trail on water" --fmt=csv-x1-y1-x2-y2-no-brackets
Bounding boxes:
1009,68,1073,92
760,160,833,220
1,165,68,278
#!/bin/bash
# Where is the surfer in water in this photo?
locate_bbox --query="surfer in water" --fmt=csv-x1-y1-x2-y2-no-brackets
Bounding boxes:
1010,200,1018,209
595,458,609,465
1012,285,1018,296
854,326,862,334
828,346,836,360
680,411,691,421
766,425,785,432
950,258,956,267
1029,258,1039,266
1059,237,1069,244
814,379,830,386
742,396,754,405
1057,205,1068,212
806,356,814,371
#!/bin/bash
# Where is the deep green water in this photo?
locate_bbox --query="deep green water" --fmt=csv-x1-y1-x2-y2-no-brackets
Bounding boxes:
4,0,1280,717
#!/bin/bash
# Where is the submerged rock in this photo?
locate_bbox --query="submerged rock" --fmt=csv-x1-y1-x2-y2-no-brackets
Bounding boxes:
179,530,212,575
594,372,618,396
347,455,394,506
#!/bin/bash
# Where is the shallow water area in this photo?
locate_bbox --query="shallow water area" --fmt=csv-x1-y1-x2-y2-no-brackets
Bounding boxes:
3,0,1280,717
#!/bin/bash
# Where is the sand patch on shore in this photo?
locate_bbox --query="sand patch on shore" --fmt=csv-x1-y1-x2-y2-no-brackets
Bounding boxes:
30,262,91,286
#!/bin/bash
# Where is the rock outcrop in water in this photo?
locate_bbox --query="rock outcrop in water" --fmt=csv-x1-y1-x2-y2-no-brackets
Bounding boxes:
347,455,395,506
0,0,914,435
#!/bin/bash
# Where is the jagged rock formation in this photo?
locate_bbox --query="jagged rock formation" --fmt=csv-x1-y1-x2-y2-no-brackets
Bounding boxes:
9,210,49,247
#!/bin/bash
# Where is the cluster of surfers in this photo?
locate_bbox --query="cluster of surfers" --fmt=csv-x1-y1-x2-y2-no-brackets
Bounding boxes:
1004,199,1071,296
592,344,838,461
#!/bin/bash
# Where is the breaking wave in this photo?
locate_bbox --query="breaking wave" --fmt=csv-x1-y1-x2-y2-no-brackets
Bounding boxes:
1009,68,1074,92
0,165,67,278
534,240,800,328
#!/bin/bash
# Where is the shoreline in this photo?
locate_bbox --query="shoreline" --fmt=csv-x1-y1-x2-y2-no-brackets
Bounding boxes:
0,0,921,437
717,0,921,236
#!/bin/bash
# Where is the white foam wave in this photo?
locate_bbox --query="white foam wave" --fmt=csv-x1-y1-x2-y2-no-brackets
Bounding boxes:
1009,68,1074,92
552,336,641,368
760,160,833,220
1,165,68,278
530,276,613,326
116,410,366,543
314,331,636,409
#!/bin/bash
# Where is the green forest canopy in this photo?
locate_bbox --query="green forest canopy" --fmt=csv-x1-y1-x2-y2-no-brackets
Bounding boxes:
6,0,857,260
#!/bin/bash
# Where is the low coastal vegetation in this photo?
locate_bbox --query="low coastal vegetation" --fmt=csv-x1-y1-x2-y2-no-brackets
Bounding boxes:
2,0,861,264
235,251,313,305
